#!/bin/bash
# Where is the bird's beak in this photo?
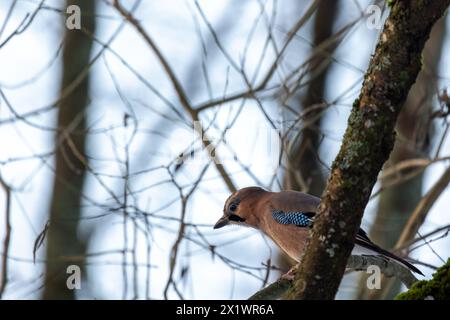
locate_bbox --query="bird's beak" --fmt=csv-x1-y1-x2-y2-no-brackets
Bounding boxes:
213,215,229,229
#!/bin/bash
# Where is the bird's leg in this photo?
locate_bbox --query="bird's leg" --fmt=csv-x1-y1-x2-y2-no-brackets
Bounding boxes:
281,264,299,281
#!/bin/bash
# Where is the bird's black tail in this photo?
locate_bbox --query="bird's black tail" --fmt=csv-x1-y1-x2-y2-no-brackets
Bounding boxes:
355,230,423,275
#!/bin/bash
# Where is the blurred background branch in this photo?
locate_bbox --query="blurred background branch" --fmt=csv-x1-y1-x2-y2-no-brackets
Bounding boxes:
42,0,96,299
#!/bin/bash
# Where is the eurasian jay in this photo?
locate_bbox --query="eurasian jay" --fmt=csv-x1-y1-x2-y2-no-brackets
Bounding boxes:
214,186,423,275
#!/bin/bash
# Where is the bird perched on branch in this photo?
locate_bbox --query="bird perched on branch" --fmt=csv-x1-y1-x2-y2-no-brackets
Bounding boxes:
213,186,423,275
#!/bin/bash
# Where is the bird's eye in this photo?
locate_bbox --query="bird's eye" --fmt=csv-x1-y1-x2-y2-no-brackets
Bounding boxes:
229,204,237,212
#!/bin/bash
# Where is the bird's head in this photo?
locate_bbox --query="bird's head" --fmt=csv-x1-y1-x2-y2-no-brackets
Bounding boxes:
213,186,266,229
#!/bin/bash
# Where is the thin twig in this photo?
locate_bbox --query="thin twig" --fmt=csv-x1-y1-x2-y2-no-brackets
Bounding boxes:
113,0,236,193
396,166,450,248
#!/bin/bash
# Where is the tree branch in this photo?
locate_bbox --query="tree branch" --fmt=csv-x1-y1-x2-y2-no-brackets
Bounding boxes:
284,0,450,300
367,165,450,299
113,0,237,193
396,165,450,247
395,258,450,300
249,255,419,300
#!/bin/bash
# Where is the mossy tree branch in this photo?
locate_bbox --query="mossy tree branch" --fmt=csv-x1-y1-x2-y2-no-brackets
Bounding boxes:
249,255,418,300
395,259,450,300
285,0,450,300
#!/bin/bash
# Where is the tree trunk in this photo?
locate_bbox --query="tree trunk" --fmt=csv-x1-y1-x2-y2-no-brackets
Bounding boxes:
357,15,446,300
43,0,96,299
284,0,339,197
285,0,450,300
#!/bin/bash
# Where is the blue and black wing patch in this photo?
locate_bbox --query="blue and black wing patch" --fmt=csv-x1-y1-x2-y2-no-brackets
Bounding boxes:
272,210,314,228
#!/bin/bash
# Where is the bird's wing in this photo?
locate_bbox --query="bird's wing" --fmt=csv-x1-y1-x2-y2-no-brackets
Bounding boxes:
271,210,314,228
271,209,368,237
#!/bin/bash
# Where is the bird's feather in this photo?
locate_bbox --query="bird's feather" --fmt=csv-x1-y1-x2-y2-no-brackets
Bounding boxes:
272,210,313,227
271,208,423,275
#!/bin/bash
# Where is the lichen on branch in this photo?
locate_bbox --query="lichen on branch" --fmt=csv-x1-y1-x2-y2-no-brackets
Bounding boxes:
284,0,450,300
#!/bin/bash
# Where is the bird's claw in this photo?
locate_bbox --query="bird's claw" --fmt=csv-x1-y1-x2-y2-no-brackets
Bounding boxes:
281,265,299,281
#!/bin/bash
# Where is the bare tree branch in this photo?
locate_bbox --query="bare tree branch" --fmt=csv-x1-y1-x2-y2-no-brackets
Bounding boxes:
113,0,237,193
